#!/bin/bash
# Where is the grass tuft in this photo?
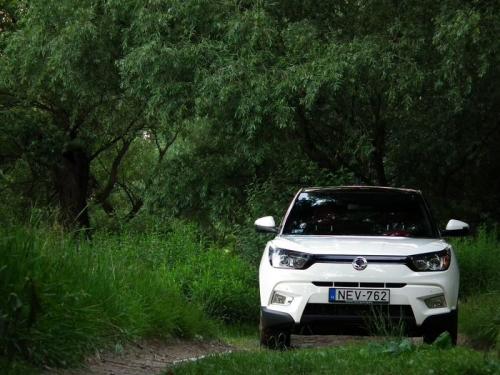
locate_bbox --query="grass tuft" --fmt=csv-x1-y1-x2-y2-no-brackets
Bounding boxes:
453,228,500,296
0,222,257,368
169,344,499,374
460,293,500,354
453,228,500,353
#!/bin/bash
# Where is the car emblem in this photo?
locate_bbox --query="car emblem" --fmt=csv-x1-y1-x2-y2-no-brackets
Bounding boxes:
352,256,368,271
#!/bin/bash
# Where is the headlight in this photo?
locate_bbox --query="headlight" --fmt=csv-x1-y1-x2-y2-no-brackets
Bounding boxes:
268,247,312,269
408,248,451,272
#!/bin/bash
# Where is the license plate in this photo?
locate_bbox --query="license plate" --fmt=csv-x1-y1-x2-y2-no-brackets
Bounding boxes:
329,288,390,304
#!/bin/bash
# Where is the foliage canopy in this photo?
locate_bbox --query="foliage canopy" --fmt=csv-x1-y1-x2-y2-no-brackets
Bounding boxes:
0,0,499,230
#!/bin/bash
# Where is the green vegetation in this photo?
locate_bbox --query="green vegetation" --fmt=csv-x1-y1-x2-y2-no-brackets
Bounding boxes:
0,222,257,368
170,343,499,375
454,229,500,297
1,0,500,373
1,223,499,373
1,0,500,232
453,229,500,353
0,358,38,375
461,293,500,354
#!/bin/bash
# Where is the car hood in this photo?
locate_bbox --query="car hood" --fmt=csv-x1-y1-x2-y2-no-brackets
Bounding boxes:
271,235,448,256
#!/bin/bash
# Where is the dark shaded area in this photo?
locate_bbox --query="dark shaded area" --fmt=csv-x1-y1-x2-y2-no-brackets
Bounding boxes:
0,0,499,235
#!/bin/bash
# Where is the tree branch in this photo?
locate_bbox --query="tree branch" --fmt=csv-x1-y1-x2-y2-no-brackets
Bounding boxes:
90,107,145,160
94,137,134,209
118,127,181,221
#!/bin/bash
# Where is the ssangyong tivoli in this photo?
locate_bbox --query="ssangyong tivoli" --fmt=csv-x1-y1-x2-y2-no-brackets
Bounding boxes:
255,186,469,348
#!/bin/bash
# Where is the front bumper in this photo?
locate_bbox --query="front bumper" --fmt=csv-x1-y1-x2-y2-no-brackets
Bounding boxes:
260,258,459,328
266,280,455,326
261,306,457,336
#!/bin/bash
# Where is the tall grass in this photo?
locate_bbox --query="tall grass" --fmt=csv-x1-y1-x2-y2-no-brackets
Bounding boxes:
453,228,500,296
2,221,498,370
0,222,258,368
460,293,500,354
453,228,500,352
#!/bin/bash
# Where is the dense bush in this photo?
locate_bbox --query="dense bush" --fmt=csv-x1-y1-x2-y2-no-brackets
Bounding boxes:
460,293,500,354
453,228,500,296
0,222,258,367
453,228,500,352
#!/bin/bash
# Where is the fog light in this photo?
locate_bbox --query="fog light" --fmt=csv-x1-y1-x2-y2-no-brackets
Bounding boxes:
271,292,293,305
425,295,447,308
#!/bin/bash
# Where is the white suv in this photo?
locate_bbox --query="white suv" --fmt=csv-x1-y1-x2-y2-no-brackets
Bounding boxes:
255,186,469,348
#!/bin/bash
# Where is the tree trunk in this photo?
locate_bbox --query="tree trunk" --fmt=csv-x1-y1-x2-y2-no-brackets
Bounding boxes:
370,93,387,186
54,146,91,229
371,120,387,186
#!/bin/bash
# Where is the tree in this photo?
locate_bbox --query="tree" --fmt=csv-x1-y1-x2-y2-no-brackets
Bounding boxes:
0,0,182,227
1,0,499,229
131,0,500,224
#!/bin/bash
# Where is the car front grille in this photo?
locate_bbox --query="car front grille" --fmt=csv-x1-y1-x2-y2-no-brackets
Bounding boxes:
303,303,414,319
311,281,407,288
298,303,418,335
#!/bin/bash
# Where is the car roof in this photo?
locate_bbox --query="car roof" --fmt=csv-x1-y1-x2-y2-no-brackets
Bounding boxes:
301,185,421,194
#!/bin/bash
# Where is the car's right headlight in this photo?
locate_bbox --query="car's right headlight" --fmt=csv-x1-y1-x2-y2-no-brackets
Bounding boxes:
268,247,312,269
408,248,451,272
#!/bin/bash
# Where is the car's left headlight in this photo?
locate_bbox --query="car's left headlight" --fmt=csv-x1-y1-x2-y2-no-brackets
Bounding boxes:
268,247,312,269
408,248,451,272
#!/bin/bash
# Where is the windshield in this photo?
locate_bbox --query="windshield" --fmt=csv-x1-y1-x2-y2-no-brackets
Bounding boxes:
282,191,436,238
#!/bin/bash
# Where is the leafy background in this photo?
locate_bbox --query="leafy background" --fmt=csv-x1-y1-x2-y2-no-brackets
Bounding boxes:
0,0,499,372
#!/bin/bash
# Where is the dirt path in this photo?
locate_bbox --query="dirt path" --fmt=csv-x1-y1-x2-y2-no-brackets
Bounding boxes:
293,334,468,348
46,336,378,375
47,334,468,375
292,334,385,348
47,339,232,375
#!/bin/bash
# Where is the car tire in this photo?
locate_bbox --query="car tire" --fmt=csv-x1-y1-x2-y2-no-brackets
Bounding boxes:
422,309,458,345
259,317,291,349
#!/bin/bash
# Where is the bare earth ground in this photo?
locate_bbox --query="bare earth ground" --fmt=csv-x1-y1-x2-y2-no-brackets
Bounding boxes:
46,339,232,375
293,333,467,349
46,335,468,375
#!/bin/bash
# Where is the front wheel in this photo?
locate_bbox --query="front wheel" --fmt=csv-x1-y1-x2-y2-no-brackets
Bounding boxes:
259,317,291,349
422,309,458,345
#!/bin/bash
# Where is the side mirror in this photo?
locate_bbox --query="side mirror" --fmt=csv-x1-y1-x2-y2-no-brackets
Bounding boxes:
255,216,278,233
441,219,470,237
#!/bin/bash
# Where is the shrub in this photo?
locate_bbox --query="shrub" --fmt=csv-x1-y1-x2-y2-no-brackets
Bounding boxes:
453,228,500,352
175,247,259,323
0,358,38,375
97,221,260,323
452,228,500,296
0,222,258,367
460,293,500,354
